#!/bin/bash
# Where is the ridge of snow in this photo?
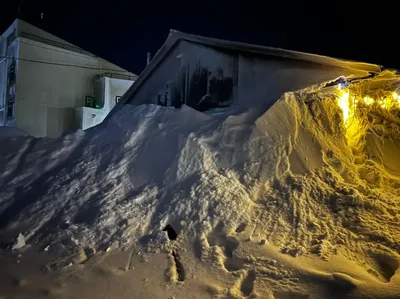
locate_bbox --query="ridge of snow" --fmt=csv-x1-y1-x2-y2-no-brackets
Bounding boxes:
0,78,400,274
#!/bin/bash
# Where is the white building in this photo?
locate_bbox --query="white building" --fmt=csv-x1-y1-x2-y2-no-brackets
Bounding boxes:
0,19,136,137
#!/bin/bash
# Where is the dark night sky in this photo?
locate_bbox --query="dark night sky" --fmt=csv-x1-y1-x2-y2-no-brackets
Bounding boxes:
1,0,399,75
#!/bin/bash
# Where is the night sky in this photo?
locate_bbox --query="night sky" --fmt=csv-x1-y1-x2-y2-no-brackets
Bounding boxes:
1,0,399,75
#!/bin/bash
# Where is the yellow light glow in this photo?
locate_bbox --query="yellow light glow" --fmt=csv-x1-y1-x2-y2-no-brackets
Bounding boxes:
392,92,400,106
363,96,374,105
337,90,351,124
379,97,394,110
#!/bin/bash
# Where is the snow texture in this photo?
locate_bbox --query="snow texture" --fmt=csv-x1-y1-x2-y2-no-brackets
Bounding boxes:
0,127,28,139
1,72,400,282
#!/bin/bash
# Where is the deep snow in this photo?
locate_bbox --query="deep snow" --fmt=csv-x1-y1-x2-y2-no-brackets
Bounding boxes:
1,71,400,298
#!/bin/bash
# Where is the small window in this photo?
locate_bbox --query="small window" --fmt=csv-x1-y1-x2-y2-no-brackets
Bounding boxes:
8,63,16,86
115,96,121,104
0,92,4,110
7,98,14,120
6,29,16,47
85,96,95,108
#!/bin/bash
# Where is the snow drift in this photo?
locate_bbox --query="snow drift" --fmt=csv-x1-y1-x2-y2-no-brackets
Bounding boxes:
1,72,400,282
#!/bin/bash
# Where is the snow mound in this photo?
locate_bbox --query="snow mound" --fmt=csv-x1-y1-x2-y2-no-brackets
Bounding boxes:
0,127,28,139
1,74,400,274
0,104,258,252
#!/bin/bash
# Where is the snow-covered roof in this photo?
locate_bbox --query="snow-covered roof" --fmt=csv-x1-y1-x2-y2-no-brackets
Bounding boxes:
169,30,382,72
109,30,382,117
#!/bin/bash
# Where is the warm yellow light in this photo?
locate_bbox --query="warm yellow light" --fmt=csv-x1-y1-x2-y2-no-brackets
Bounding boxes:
363,96,374,105
379,97,394,110
382,100,387,109
392,92,400,106
337,90,351,124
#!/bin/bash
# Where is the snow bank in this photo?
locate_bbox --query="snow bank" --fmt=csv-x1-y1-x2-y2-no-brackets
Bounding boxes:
0,105,259,254
0,127,27,139
1,73,400,275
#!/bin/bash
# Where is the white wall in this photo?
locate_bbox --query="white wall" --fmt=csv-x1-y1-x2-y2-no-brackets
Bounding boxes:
15,37,133,137
109,78,133,108
76,77,133,131
75,107,108,131
94,77,133,111
0,18,135,136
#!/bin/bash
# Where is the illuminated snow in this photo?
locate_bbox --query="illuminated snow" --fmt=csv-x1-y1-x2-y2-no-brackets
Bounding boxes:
1,71,400,297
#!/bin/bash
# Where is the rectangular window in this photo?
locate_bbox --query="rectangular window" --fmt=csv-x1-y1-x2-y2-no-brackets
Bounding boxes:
7,98,14,119
85,96,95,108
8,63,16,86
0,92,4,110
6,29,16,47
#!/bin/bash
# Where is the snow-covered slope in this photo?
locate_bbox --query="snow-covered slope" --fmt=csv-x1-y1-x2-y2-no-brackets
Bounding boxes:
1,72,400,292
0,127,28,139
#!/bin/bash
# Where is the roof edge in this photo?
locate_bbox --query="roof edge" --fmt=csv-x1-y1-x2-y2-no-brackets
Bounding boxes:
107,29,383,119
107,29,180,118
169,30,382,73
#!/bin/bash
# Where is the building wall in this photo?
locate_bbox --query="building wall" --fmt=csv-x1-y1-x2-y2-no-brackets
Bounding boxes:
237,54,370,110
17,19,77,48
76,77,134,131
0,19,134,137
94,77,133,112
0,39,19,127
109,78,134,108
0,20,19,126
0,57,6,122
75,107,108,131
15,37,132,137
127,41,372,113
130,41,236,110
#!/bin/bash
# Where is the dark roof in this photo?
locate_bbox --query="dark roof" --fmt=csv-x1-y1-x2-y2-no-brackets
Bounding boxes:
108,30,382,117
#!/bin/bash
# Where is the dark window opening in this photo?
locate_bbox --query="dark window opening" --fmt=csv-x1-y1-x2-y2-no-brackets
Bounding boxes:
85,96,95,108
8,63,16,86
7,99,14,120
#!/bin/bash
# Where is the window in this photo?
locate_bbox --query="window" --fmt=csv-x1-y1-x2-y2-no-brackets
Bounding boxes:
85,96,95,108
115,96,121,104
6,29,16,47
7,98,14,120
8,63,16,86
0,92,4,110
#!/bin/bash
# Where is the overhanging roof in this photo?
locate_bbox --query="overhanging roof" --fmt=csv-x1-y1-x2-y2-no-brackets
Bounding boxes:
108,30,382,117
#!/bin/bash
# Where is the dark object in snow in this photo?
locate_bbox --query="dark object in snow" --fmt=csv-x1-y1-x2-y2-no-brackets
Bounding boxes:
163,224,178,241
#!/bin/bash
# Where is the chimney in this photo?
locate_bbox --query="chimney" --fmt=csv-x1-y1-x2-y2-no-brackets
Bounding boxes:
147,52,151,66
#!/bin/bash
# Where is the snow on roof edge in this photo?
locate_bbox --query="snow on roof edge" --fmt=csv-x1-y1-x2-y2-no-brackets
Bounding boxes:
170,29,382,73
107,29,382,119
